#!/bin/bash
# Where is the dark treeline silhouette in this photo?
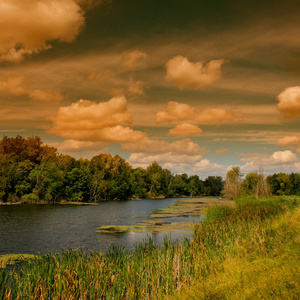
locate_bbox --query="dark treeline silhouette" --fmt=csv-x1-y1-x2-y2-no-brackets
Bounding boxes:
0,136,299,203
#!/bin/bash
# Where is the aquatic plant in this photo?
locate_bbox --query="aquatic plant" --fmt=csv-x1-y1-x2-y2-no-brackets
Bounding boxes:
0,196,299,299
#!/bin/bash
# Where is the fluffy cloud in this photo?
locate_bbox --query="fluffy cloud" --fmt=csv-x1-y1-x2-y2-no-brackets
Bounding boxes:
165,56,224,90
276,136,300,146
127,153,203,165
277,86,300,118
156,101,242,125
48,96,146,142
0,75,63,102
276,136,300,153
192,159,228,178
215,149,230,155
168,123,203,136
123,137,208,174
121,50,147,70
238,150,298,165
50,139,108,159
121,137,207,156
51,139,106,152
0,0,85,62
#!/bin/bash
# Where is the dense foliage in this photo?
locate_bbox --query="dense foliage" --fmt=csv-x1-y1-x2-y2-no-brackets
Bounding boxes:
0,136,222,203
0,136,299,203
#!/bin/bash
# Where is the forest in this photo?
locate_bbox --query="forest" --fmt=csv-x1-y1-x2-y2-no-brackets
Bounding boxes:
0,135,299,203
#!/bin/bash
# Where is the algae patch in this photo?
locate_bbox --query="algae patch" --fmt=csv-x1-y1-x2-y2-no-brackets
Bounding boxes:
0,254,36,268
97,197,233,235
151,197,233,218
97,220,195,234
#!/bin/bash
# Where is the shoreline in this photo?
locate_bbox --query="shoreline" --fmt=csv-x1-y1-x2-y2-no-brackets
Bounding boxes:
0,196,213,206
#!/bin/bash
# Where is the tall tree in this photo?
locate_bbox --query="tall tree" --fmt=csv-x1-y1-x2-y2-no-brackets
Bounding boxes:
223,167,243,199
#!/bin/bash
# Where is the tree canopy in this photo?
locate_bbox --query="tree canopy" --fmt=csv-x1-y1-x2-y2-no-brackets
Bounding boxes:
0,136,298,203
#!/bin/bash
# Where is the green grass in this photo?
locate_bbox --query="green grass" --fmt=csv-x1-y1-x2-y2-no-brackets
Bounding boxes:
1,196,299,299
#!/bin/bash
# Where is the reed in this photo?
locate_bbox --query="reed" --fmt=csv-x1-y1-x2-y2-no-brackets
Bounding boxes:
0,196,299,299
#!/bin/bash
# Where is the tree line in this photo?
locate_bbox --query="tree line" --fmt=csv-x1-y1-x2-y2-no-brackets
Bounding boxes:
0,136,299,203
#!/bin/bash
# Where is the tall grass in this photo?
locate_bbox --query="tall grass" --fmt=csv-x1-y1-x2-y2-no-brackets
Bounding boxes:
0,196,299,299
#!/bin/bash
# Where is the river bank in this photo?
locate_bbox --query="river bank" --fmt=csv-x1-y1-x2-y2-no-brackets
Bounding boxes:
1,195,299,299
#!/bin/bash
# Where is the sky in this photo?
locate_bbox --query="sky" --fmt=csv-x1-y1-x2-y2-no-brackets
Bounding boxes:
0,0,300,178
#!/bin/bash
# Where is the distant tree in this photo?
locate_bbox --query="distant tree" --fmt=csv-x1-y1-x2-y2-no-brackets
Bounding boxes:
146,161,164,197
290,173,300,195
223,167,243,199
187,175,204,197
204,176,223,196
171,174,186,196
129,167,148,199
89,153,132,200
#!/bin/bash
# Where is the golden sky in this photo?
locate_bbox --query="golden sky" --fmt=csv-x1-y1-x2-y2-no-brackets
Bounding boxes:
0,0,300,178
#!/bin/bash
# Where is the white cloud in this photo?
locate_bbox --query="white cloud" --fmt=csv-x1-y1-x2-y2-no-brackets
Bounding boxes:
156,101,242,125
165,55,224,90
0,0,85,62
121,137,207,156
51,139,107,152
168,123,203,136
192,159,228,178
277,86,300,118
48,96,146,142
276,135,300,153
238,150,298,165
276,136,300,146
127,153,203,165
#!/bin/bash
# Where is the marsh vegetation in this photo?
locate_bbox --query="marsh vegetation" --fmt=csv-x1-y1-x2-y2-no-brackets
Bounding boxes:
1,195,299,299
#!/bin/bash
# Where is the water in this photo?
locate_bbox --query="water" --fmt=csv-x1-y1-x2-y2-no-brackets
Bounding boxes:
0,198,201,255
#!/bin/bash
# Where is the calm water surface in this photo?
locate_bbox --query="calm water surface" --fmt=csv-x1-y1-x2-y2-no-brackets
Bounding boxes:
0,198,201,255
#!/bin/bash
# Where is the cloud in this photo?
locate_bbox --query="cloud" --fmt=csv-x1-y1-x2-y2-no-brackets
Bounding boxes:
51,139,107,152
121,50,147,70
215,149,230,155
192,159,228,178
0,75,63,102
48,96,146,142
127,153,204,165
168,123,203,136
277,86,300,118
123,137,208,174
276,136,300,153
121,137,207,156
128,81,145,96
156,101,242,125
0,0,85,62
238,150,298,165
276,136,300,146
165,56,224,90
50,139,108,159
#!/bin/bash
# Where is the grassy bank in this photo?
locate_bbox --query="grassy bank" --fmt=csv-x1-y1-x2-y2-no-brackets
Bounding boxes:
0,196,299,299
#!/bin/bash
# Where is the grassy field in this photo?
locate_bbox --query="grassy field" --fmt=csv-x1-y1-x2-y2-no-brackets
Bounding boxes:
0,196,299,299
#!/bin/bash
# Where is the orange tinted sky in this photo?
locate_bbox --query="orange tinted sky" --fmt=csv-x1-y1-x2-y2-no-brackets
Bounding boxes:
0,0,300,178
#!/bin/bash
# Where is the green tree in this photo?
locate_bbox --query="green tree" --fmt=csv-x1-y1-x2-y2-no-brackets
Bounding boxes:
129,168,148,199
204,176,223,196
187,175,204,197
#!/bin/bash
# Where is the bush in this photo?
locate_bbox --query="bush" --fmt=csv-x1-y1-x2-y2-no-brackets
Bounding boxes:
21,193,39,204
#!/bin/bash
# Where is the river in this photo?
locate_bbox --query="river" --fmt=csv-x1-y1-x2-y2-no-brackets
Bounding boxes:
0,198,201,255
